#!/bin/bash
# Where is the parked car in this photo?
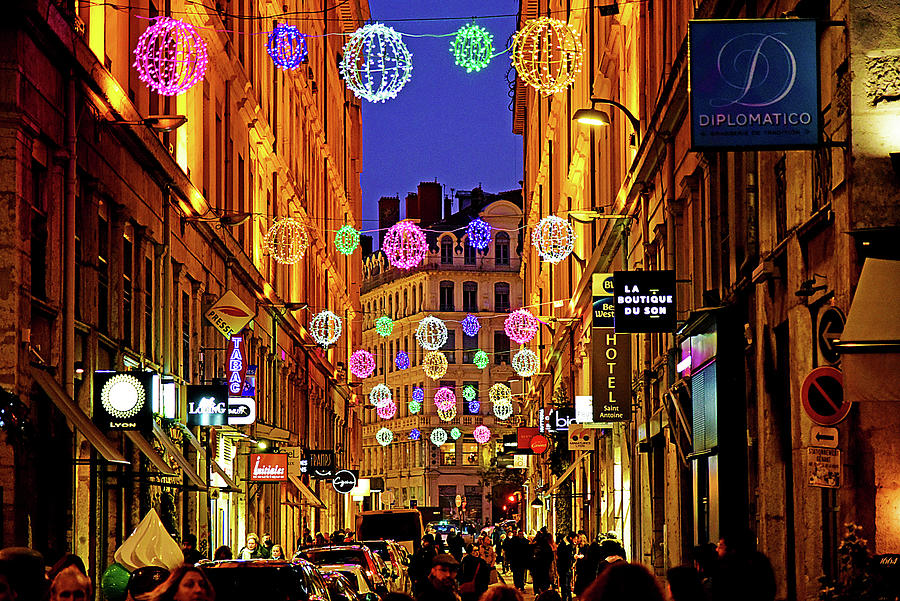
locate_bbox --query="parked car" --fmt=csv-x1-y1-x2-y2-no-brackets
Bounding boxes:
319,564,380,600
299,545,389,598
361,540,409,593
356,509,424,555
199,558,330,601
426,519,478,544
320,571,371,601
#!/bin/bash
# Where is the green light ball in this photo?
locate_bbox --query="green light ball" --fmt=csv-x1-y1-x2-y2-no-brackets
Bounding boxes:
375,316,394,337
473,350,489,369
334,225,360,255
450,427,462,440
408,400,422,414
101,563,132,601
463,385,477,402
450,23,494,73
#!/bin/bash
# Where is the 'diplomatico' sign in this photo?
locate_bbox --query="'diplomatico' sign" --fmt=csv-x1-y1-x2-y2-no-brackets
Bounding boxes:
613,271,677,333
689,19,819,149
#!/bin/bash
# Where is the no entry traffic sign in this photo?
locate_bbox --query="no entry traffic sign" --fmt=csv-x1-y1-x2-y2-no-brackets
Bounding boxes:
801,366,851,426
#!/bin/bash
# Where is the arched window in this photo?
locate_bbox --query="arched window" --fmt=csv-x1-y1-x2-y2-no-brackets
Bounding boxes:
440,236,454,264
494,282,510,312
403,289,408,317
411,287,417,316
464,239,476,265
495,232,510,266
463,281,478,313
440,281,455,311
419,283,424,312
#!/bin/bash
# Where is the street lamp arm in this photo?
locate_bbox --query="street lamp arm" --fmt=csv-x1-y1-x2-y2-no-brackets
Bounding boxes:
590,98,641,144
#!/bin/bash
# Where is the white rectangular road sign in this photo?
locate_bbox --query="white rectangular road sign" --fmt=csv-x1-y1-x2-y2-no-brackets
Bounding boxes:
808,446,841,489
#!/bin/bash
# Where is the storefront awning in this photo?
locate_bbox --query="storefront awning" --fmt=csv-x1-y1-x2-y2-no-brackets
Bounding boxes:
151,422,206,488
175,423,242,492
545,451,590,495
124,430,177,476
29,366,129,464
288,474,327,509
838,258,900,401
209,457,242,492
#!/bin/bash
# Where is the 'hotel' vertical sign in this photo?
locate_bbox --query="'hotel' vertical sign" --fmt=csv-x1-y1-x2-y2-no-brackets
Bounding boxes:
591,329,632,422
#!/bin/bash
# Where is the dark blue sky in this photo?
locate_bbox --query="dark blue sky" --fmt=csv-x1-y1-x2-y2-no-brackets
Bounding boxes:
359,1,523,234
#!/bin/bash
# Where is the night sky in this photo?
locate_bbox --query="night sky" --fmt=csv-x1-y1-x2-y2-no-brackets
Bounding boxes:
359,1,523,240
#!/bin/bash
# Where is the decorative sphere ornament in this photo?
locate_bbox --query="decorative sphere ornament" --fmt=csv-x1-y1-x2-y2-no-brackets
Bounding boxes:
340,23,412,103
473,350,489,369
409,428,421,441
375,316,394,337
461,314,480,337
377,401,397,420
383,221,427,269
434,387,456,412
265,218,309,264
462,385,477,402
512,348,540,378
493,400,514,420
423,351,449,380
450,427,462,440
133,17,209,96
438,404,457,422
349,350,376,379
408,400,422,414
100,563,132,601
431,428,448,446
309,310,342,347
511,17,583,95
473,425,491,444
395,351,410,370
468,399,481,414
412,387,425,403
267,23,307,70
466,218,492,250
532,215,576,263
489,383,512,404
416,316,448,350
369,383,393,407
334,225,361,255
450,23,494,73
505,309,540,344
376,427,394,446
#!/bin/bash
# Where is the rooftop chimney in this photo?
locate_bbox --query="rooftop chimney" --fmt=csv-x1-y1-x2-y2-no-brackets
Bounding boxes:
406,192,419,221
378,196,400,248
444,196,452,220
417,182,442,228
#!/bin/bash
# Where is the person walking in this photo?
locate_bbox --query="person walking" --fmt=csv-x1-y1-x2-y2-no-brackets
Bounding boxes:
556,532,575,600
530,530,554,595
580,562,665,601
414,554,460,601
505,530,530,592
573,533,599,596
144,565,216,601
447,529,465,562
409,534,438,594
238,534,264,560
457,544,489,601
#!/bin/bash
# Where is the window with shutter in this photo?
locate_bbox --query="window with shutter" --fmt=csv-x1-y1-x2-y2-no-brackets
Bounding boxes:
692,362,718,453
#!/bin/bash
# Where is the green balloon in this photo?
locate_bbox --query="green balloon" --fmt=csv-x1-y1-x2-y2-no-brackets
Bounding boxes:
101,563,131,601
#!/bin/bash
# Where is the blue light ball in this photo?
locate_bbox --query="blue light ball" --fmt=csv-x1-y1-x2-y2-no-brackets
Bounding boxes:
412,387,424,403
395,351,410,370
466,218,492,251
267,23,307,70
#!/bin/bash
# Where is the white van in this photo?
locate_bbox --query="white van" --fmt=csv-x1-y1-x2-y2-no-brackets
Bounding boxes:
355,509,424,556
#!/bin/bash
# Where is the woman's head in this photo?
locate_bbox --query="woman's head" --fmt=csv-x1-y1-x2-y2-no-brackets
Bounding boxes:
144,566,215,601
581,562,664,601
245,534,259,550
269,545,284,560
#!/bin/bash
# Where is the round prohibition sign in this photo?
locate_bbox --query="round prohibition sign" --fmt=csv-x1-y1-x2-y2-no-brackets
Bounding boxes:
801,366,851,426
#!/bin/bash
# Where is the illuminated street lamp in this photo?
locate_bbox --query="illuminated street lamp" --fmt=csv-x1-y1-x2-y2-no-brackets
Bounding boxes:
573,98,641,146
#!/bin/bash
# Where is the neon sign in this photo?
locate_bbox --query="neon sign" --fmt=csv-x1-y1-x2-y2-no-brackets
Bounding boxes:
227,335,247,396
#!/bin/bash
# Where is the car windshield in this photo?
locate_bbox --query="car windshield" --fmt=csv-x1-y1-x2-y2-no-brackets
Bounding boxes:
205,565,308,601
363,541,390,560
358,514,420,541
333,570,360,592
305,549,366,567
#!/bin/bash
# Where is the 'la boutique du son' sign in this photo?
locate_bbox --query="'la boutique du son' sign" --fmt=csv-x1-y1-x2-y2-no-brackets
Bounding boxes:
613,270,677,333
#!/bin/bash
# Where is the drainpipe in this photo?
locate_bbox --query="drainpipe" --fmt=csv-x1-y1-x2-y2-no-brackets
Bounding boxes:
162,194,173,376
640,186,654,565
64,74,77,397
746,153,759,263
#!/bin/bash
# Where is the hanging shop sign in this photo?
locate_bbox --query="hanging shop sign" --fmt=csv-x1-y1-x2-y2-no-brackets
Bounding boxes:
284,446,304,475
250,453,288,481
807,446,841,489
93,371,156,431
186,384,229,426
516,427,539,455
332,469,359,494
613,270,677,333
568,425,594,451
592,273,615,328
226,335,248,396
575,396,593,423
591,330,633,422
242,365,258,397
539,408,577,434
529,434,549,454
227,397,257,425
501,434,518,456
512,455,528,469
206,290,255,340
688,19,819,149
306,450,336,479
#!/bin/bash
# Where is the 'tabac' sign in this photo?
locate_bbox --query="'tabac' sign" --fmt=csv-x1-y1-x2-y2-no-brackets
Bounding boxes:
689,19,819,149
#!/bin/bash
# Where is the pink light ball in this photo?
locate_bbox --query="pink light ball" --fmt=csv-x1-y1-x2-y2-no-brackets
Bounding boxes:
349,349,376,378
473,425,491,444
383,221,427,270
434,387,456,412
504,309,540,344
133,17,209,96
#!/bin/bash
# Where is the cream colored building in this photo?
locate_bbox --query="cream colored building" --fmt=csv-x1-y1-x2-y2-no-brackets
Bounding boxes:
360,187,523,524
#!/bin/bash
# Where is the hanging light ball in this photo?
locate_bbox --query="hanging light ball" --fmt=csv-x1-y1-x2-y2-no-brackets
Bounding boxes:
383,221,427,269
334,225,361,255
462,385,477,402
349,350,376,379
468,399,481,414
423,351,449,380
461,314,481,337
450,427,463,440
493,400,514,420
309,310,342,347
369,383,393,408
416,316,448,350
395,351,410,370
473,350,489,369
376,427,394,446
512,348,540,378
430,428,448,446
267,23,307,70
532,215,576,263
473,425,492,444
377,401,397,420
511,17,583,96
434,387,456,412
505,309,540,344
409,428,421,441
133,17,209,96
408,400,422,414
340,23,413,103
489,383,512,405
412,387,425,403
450,22,494,73
466,218,493,250
265,218,309,264
375,316,394,337
438,404,457,422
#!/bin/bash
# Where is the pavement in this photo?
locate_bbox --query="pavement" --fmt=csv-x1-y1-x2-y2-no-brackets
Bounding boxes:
493,566,537,601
